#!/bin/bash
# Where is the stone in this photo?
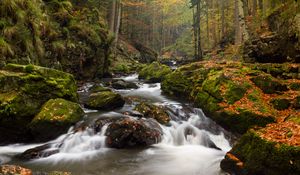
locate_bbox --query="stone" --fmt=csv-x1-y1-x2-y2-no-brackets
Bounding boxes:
221,130,300,175
111,79,138,89
270,98,291,110
138,62,172,83
29,98,84,141
0,64,78,143
86,91,125,110
135,102,171,125
105,117,162,148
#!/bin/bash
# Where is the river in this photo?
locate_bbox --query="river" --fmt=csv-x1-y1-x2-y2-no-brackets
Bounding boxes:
0,74,233,175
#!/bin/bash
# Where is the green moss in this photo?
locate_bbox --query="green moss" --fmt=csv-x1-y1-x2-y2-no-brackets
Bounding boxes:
286,115,300,124
89,85,111,93
113,64,130,74
248,89,260,102
230,131,300,175
135,102,170,125
251,75,287,94
270,98,291,110
290,82,300,90
30,98,84,140
161,70,192,97
139,62,172,83
201,71,225,101
31,98,83,124
86,91,125,110
225,82,248,104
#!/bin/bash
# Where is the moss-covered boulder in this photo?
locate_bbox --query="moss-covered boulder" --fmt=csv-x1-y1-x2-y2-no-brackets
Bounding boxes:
86,90,125,110
111,79,138,89
250,74,287,94
221,125,300,175
271,98,291,110
161,61,300,134
135,102,171,125
30,98,84,141
89,85,111,93
138,62,172,83
0,64,79,143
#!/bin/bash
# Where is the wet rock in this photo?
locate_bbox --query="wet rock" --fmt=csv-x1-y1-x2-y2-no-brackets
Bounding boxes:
135,102,171,125
17,144,58,160
111,79,138,89
221,130,300,175
220,152,246,175
123,111,144,118
0,164,71,175
0,64,78,144
138,62,172,83
92,116,124,133
0,165,32,175
85,91,125,110
105,117,162,148
29,98,84,141
89,85,111,93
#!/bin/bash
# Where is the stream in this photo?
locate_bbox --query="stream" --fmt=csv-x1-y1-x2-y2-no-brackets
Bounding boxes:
0,74,234,175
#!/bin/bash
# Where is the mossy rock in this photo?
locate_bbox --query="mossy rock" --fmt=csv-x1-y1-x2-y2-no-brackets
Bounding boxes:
161,70,193,97
135,102,171,125
138,62,172,83
290,82,300,90
250,74,287,94
162,62,279,134
0,64,78,119
0,64,79,143
271,98,291,110
293,96,300,109
30,98,84,141
89,85,111,93
221,130,300,175
86,91,125,110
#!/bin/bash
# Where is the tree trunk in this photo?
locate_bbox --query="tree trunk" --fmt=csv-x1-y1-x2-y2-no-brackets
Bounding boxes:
197,2,203,60
253,0,257,16
109,0,116,32
234,0,242,45
114,0,122,43
221,0,225,37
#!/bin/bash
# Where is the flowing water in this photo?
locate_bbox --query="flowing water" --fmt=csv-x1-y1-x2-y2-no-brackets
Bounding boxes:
0,74,234,175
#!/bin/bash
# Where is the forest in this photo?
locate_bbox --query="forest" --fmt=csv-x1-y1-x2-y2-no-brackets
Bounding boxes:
0,0,299,175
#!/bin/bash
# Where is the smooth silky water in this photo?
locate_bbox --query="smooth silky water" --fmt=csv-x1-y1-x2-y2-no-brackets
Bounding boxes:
0,74,233,175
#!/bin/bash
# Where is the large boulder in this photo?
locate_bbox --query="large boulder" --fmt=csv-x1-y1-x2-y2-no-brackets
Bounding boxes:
29,98,84,141
139,62,172,83
133,42,158,63
105,117,162,148
161,61,300,134
221,124,300,175
111,79,138,89
135,102,171,125
85,90,125,110
0,64,79,144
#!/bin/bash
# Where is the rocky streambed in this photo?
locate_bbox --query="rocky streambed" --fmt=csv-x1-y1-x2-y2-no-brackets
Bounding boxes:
0,65,233,175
